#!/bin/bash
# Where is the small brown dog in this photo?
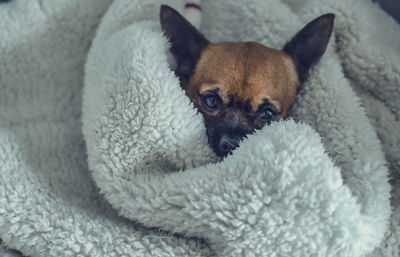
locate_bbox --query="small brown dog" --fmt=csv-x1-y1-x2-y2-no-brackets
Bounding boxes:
160,5,334,157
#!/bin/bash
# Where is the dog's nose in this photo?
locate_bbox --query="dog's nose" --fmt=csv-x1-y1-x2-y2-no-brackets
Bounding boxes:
218,134,240,156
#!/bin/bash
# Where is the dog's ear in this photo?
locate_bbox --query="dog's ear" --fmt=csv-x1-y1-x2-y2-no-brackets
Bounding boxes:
160,5,209,82
283,14,334,83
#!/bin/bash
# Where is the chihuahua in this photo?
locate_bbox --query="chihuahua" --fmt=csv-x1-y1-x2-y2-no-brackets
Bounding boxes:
160,5,334,157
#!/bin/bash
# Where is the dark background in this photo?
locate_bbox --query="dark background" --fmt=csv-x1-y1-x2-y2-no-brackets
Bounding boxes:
375,0,400,23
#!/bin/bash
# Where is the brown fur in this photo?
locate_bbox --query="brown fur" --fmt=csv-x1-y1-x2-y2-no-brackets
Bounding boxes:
185,42,300,123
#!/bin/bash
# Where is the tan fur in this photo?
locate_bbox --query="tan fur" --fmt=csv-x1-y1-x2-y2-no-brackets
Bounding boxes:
186,42,300,120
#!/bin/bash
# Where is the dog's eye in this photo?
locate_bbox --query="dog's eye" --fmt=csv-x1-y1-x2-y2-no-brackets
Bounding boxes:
201,94,220,111
257,109,278,123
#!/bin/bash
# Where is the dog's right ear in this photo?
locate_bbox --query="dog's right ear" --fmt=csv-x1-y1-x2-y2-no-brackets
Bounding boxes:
160,5,209,82
283,14,334,83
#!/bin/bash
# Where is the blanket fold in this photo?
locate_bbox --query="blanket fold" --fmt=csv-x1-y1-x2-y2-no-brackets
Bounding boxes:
82,0,394,256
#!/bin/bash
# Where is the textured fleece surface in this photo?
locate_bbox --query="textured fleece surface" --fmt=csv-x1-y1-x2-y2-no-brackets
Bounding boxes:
0,0,399,256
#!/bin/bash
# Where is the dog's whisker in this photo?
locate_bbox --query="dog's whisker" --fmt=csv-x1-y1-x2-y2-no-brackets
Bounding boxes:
226,140,236,148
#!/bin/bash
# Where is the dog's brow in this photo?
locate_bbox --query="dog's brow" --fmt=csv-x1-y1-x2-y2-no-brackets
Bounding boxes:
198,83,220,94
258,99,282,113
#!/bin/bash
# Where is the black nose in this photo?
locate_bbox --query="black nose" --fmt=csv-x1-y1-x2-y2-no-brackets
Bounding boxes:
218,134,240,156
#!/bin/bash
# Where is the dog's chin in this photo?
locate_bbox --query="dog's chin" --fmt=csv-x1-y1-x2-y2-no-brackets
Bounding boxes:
213,146,232,159
205,128,233,159
208,139,227,158
206,128,221,157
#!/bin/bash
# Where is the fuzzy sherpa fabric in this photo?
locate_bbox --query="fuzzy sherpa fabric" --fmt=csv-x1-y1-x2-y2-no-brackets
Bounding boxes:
0,0,210,256
0,0,399,256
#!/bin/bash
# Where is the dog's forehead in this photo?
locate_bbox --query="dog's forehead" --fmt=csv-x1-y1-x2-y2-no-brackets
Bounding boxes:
193,42,299,110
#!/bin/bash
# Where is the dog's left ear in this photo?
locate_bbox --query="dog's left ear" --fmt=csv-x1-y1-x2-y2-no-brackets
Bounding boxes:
283,14,334,83
160,5,209,83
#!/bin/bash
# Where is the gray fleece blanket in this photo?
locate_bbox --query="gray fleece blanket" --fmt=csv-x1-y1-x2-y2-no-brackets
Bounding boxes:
0,0,399,256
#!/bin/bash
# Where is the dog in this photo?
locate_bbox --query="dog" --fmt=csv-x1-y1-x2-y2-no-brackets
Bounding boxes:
160,5,334,157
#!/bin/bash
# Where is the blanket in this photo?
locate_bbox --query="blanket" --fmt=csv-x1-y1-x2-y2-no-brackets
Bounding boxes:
0,0,399,256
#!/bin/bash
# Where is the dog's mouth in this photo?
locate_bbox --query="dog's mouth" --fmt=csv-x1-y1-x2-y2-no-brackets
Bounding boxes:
209,136,240,158
206,127,247,158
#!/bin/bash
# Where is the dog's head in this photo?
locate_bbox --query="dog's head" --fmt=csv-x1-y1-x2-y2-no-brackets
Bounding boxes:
160,5,334,157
